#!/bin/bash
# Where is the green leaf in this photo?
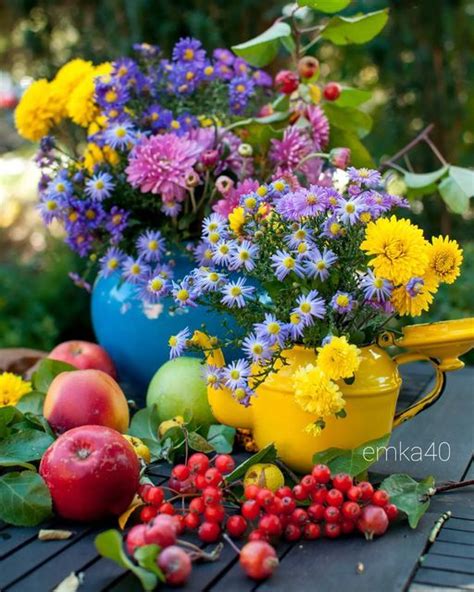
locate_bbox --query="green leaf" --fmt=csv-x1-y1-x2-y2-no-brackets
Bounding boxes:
404,166,448,189
329,127,374,168
129,406,160,441
312,433,391,476
227,443,277,483
22,412,55,438
206,425,236,454
0,471,52,526
380,474,435,528
449,165,474,197
188,431,215,453
95,530,158,591
141,437,163,461
134,545,165,582
336,87,372,108
16,391,46,415
232,22,293,67
439,175,470,214
324,103,372,138
0,406,23,437
322,9,389,45
298,0,351,13
32,359,76,393
0,429,54,466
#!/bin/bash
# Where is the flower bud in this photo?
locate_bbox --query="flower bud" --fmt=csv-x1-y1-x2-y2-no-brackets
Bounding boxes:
238,143,253,158
329,147,351,170
215,175,234,195
275,70,299,95
298,56,320,80
185,171,200,188
201,149,219,168
259,104,274,118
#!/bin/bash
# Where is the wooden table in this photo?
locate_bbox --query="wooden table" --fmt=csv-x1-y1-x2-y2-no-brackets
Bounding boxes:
1,364,473,591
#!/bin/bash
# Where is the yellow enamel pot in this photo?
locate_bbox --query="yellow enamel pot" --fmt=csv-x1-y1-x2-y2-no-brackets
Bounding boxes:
202,317,474,474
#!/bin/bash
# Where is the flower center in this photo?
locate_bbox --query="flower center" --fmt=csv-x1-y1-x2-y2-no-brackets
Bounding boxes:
290,313,301,325
336,295,349,307
345,203,355,213
107,258,118,270
105,90,117,103
384,240,405,261
330,223,341,235
209,272,219,282
267,322,280,335
239,250,250,260
230,286,242,297
316,261,326,270
112,214,122,224
183,48,194,60
230,369,241,380
86,209,96,220
208,232,220,244
171,120,180,129
252,344,263,354
116,127,127,138
245,197,257,209
46,200,57,211
374,278,384,288
176,289,189,302
300,302,311,314
148,240,158,251
434,253,454,273
283,256,295,269
204,66,214,76
130,263,141,275
150,278,163,291
169,336,178,347
56,183,65,192
95,180,105,190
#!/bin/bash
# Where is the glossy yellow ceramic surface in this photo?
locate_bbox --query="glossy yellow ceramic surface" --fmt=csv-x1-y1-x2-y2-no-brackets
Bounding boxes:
203,317,474,473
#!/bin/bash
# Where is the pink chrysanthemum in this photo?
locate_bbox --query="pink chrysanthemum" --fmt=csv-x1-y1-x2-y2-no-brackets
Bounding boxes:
126,133,202,201
213,178,259,217
269,125,312,171
307,105,330,149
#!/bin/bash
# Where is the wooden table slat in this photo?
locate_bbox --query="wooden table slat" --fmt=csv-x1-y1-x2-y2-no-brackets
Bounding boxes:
422,553,474,575
430,541,474,560
413,567,474,589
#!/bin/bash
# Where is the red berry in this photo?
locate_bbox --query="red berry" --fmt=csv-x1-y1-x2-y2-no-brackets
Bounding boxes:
159,502,175,515
312,464,331,484
140,506,158,523
248,529,268,542
332,473,353,493
385,503,399,521
290,508,309,526
239,541,279,581
215,454,235,474
357,505,389,539
297,56,320,80
195,474,207,489
324,522,342,538
256,488,274,508
300,475,316,492
347,486,362,502
293,484,308,501
138,484,152,500
259,514,282,536
203,486,222,506
323,82,341,101
187,453,209,474
308,503,325,522
342,501,361,521
204,504,226,524
311,487,328,504
146,486,165,507
280,496,296,515
145,515,177,547
266,497,284,515
184,512,200,530
171,464,190,481
204,468,223,487
126,524,147,555
358,481,374,501
276,486,293,499
189,496,205,514
242,499,260,521
341,519,355,534
275,70,299,95
372,489,390,507
226,515,247,537
284,523,302,541
198,521,221,543
326,489,344,507
303,523,321,540
324,506,341,524
157,545,192,586
245,484,260,500
172,514,185,535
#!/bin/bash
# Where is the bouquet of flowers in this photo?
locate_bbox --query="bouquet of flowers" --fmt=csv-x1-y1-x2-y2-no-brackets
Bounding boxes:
167,167,463,433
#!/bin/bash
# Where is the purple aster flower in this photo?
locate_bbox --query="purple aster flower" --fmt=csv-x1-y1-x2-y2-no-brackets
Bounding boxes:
143,105,173,131
229,240,258,272
202,213,227,237
162,200,182,217
324,188,343,210
223,359,251,390
269,126,312,171
194,241,214,266
233,58,251,77
212,240,235,266
285,225,314,249
306,105,330,149
360,269,393,302
213,179,259,217
172,279,197,307
322,217,344,239
136,229,166,262
122,256,149,284
106,206,129,241
242,333,272,363
293,290,326,324
229,76,255,115
85,171,115,201
104,120,136,150
68,272,91,292
303,247,337,281
172,37,206,66
335,195,363,225
38,193,63,224
95,79,129,112
276,186,327,220
204,365,225,389
252,69,273,87
270,249,305,281
65,228,93,257
133,42,161,59
82,201,105,229
214,60,233,81
254,313,289,348
331,291,355,314
40,135,55,152
406,277,425,297
194,268,226,293
347,167,382,188
168,64,202,94
168,328,190,358
287,312,306,341
213,48,234,65
99,246,125,277
221,278,255,308
47,175,73,199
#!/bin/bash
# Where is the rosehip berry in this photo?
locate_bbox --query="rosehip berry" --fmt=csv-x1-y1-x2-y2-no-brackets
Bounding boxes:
342,501,361,521
215,454,235,474
256,488,274,508
358,481,374,501
324,506,341,524
284,523,302,541
312,464,331,484
303,523,321,540
308,503,325,522
326,488,344,507
248,529,268,542
245,484,260,500
198,521,221,543
226,515,248,537
146,486,165,507
293,484,308,501
259,514,282,536
140,506,158,523
189,496,205,514
187,452,210,474
126,524,147,555
290,508,309,526
194,474,207,489
171,464,190,481
159,502,175,515
300,475,316,492
242,499,260,521
357,505,389,539
157,545,192,586
204,468,223,487
275,70,299,95
240,541,279,581
341,519,355,534
297,56,320,80
276,486,293,499
184,512,200,530
203,486,222,506
372,489,390,507
332,473,353,493
204,504,226,524
324,522,342,538
385,503,399,521
266,497,284,515
323,82,341,101
347,486,362,502
311,487,328,504
280,496,296,515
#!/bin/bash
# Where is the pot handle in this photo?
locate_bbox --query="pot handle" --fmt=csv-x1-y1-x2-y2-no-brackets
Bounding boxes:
392,352,446,428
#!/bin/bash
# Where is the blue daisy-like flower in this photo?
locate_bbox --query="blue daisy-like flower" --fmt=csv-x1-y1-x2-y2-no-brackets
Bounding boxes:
221,278,255,308
360,269,393,302
168,328,191,358
85,172,115,201
223,359,251,390
136,229,166,262
99,246,125,278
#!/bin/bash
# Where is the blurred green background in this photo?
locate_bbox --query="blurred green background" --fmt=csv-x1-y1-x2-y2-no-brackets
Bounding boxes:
0,0,472,352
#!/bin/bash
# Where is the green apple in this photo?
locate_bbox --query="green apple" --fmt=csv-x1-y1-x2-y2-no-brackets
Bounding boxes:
146,357,215,429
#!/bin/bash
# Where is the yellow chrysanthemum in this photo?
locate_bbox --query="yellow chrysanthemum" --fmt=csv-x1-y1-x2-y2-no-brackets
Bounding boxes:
360,215,429,284
67,62,112,127
391,273,439,317
317,336,361,380
50,58,95,118
82,142,119,173
426,235,463,285
229,206,246,234
293,364,345,420
14,79,60,141
0,372,31,407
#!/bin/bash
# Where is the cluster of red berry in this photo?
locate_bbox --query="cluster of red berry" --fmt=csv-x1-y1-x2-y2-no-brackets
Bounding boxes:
274,56,341,100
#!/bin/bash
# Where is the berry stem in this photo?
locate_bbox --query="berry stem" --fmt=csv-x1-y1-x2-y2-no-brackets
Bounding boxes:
222,533,242,555
434,479,474,494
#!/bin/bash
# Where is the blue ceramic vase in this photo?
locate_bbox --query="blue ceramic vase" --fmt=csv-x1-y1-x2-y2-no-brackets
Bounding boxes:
91,252,238,398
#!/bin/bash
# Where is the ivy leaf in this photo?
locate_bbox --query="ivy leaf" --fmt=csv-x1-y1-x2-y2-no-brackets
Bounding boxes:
322,9,389,45
0,471,53,526
227,443,277,483
312,433,391,476
188,432,214,453
329,127,374,168
16,391,46,415
298,0,351,13
449,165,474,197
232,22,294,67
335,87,372,108
95,529,158,591
0,429,54,466
32,359,76,393
404,166,448,189
324,103,372,138
381,474,435,528
439,175,470,214
134,545,165,582
206,425,236,454
128,406,160,441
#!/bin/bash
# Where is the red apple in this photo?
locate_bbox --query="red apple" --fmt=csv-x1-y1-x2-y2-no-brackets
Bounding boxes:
39,425,140,521
48,340,117,378
43,369,129,434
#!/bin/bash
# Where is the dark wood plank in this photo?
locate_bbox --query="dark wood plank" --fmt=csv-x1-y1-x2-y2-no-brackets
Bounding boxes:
0,527,44,559
414,567,474,589
430,541,474,560
422,553,474,574
410,584,460,592
437,528,474,546
447,518,474,532
79,557,128,592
